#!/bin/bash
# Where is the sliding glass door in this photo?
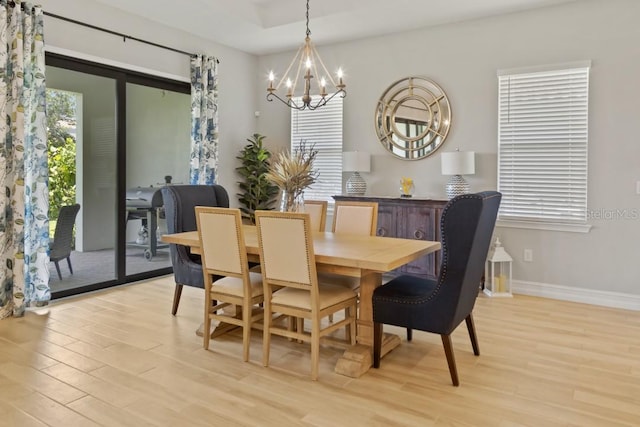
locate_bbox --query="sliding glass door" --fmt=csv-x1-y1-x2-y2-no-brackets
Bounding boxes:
47,65,118,294
124,83,190,276
46,53,189,298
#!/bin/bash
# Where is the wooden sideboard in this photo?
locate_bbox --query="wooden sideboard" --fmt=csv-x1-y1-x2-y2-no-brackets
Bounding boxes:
333,195,447,280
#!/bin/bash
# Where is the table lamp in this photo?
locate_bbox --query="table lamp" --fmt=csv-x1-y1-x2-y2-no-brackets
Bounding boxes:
441,150,475,199
343,151,371,196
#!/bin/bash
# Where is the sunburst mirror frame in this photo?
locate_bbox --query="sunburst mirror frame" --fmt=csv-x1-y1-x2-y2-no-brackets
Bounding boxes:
375,76,452,160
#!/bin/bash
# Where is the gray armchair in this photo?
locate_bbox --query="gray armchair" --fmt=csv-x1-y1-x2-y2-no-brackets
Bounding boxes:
372,191,501,386
161,185,230,315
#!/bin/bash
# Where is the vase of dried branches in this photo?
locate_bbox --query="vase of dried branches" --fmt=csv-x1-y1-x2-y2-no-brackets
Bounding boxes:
278,190,305,212
265,141,318,213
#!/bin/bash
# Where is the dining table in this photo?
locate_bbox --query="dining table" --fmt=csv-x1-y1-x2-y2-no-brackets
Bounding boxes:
162,225,441,378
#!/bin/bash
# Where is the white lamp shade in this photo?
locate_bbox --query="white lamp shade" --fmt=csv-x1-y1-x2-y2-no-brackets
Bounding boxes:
342,151,371,172
441,151,475,175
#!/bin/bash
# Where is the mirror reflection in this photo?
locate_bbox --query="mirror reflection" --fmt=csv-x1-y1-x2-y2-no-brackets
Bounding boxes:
375,77,452,160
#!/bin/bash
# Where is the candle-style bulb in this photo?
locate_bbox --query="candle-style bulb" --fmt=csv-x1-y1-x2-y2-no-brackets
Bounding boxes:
268,71,274,81
337,68,343,79
305,57,312,69
286,78,292,88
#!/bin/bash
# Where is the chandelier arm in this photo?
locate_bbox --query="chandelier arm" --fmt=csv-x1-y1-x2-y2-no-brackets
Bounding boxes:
306,88,346,111
289,96,303,109
266,91,306,111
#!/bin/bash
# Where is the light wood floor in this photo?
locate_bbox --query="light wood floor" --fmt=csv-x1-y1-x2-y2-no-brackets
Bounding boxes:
1,276,639,426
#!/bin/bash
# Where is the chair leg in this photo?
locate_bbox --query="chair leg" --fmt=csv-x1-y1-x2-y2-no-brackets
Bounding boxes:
203,301,212,351
262,300,272,368
373,322,383,368
406,328,412,341
297,318,304,343
171,284,183,315
465,314,480,356
311,316,320,381
66,256,74,275
287,315,295,341
441,334,460,386
242,303,251,362
54,261,62,280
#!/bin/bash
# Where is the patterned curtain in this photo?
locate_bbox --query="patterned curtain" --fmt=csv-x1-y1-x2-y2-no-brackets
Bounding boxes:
189,55,218,185
0,1,49,319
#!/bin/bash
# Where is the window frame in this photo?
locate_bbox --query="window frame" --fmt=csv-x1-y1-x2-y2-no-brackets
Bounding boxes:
496,61,592,233
290,94,344,216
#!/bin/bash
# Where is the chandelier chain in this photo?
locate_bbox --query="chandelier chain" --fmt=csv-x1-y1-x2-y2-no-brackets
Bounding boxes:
306,0,311,37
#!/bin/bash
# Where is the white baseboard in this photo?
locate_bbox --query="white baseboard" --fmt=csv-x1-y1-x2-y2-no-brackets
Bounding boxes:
512,280,640,311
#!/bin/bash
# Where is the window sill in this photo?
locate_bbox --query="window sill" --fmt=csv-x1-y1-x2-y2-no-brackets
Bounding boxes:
496,219,592,233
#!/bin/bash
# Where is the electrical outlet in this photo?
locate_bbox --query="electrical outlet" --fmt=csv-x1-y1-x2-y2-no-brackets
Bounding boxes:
524,249,533,262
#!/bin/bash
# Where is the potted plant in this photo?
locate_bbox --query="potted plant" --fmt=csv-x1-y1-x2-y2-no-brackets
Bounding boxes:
236,133,279,223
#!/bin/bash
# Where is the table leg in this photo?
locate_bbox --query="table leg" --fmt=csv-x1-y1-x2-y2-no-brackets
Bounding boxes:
334,271,401,378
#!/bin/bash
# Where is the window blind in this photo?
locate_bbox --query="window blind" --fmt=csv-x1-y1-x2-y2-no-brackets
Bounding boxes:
291,95,343,215
497,66,589,223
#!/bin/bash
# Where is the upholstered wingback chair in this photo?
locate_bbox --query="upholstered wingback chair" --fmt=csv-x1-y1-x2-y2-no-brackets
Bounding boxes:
161,184,230,315
372,191,501,386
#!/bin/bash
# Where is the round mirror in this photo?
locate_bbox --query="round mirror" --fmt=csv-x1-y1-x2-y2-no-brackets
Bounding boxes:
375,77,452,160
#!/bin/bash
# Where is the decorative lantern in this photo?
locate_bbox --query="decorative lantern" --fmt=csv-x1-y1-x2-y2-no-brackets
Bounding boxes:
484,237,513,297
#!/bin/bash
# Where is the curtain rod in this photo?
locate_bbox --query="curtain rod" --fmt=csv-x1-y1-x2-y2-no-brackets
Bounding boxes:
43,11,219,63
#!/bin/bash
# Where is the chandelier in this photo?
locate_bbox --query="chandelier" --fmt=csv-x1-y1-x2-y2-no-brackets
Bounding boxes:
266,0,346,111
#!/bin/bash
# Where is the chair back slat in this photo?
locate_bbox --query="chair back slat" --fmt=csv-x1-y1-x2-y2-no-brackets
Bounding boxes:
256,212,316,288
196,207,246,278
304,200,328,232
332,201,378,236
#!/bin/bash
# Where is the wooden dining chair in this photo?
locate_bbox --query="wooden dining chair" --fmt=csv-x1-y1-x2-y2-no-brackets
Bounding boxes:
195,207,264,362
323,201,379,308
255,210,357,380
332,201,378,236
303,200,328,232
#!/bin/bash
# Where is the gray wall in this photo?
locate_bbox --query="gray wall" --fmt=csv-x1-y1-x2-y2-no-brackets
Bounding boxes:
257,0,640,298
125,85,191,187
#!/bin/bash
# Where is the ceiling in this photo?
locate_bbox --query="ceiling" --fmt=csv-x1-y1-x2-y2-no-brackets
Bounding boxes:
91,0,580,55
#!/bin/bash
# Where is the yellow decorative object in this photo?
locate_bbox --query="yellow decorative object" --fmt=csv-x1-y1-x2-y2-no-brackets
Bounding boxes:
498,274,507,292
400,177,415,198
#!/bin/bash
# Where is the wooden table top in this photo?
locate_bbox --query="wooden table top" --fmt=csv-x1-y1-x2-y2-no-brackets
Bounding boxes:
162,226,441,273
